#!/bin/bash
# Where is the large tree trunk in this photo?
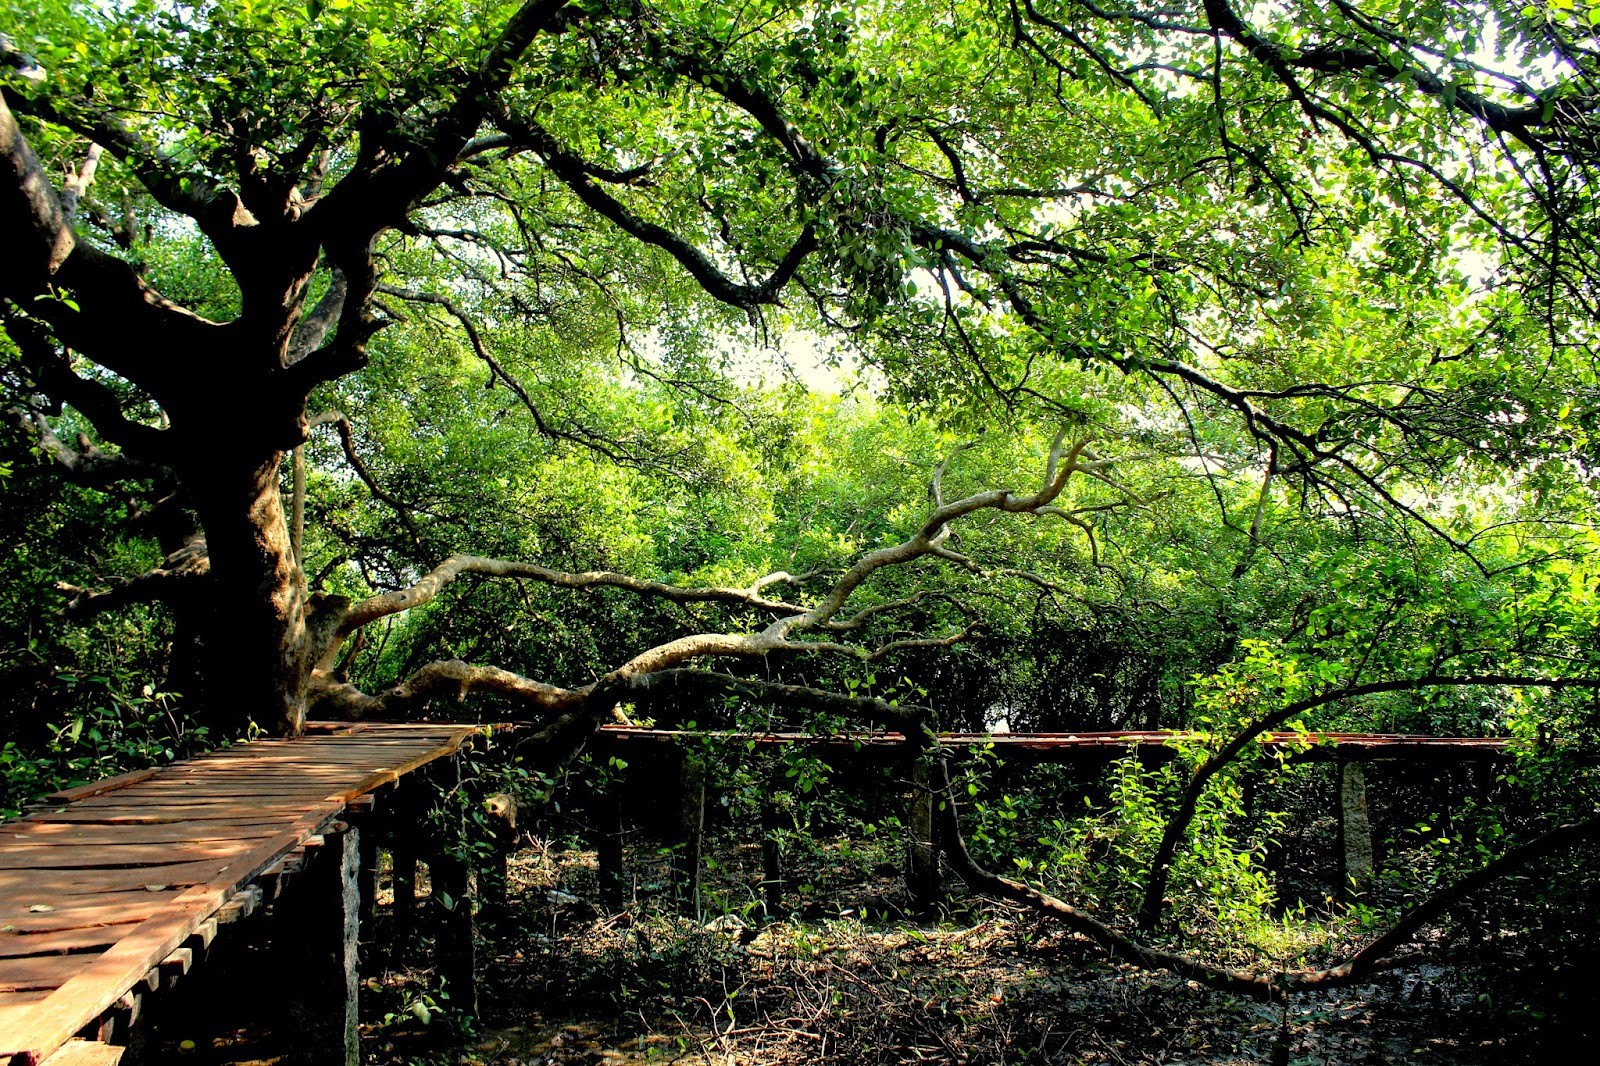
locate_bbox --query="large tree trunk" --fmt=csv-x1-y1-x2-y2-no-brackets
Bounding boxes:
184,449,311,736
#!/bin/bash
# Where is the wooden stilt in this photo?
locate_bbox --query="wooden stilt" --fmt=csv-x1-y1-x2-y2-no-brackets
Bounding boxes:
760,798,785,919
387,778,432,951
391,842,418,948
431,853,476,1018
347,801,380,931
1338,759,1375,895
906,756,940,917
275,826,360,1066
672,752,706,918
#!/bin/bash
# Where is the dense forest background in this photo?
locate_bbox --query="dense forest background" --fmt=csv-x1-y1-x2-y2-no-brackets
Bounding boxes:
3,0,1600,1048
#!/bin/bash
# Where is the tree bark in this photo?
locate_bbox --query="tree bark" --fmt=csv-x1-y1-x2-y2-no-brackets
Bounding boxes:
183,449,311,735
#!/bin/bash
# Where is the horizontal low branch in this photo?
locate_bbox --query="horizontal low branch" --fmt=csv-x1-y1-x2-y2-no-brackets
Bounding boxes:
56,536,209,619
309,658,583,719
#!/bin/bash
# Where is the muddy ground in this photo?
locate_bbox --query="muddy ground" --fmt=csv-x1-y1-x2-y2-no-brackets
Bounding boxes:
348,841,1592,1066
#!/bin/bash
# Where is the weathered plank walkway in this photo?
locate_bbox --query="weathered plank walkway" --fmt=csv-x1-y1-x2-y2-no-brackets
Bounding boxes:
0,721,483,1066
0,722,1517,1062
596,726,1515,761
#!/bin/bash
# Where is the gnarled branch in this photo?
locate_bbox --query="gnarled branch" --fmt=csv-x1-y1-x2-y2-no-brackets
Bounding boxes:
55,534,209,619
1137,672,1600,931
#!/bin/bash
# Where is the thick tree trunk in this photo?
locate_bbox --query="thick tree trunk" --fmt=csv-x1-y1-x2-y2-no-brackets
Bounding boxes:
185,449,311,736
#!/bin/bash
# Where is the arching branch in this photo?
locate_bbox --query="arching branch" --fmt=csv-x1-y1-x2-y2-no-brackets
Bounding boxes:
319,556,812,673
6,405,169,488
780,431,1090,635
1137,672,1600,931
54,535,209,619
310,658,582,720
492,112,817,309
316,439,1097,703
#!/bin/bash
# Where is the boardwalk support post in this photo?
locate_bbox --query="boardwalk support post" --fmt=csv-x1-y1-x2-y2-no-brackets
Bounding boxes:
760,796,785,919
276,825,360,1066
906,756,941,917
672,750,706,918
346,793,380,929
388,781,426,952
1338,759,1375,894
432,852,476,1017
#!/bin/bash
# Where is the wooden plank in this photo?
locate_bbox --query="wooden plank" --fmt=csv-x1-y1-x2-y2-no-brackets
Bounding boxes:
86,774,353,787
24,809,313,825
39,770,161,805
0,860,223,896
39,804,325,820
104,789,358,801
109,766,382,779
48,769,451,816
158,946,191,982
0,953,94,993
132,770,376,783
188,917,218,951
0,897,178,933
0,992,49,1034
0,924,140,959
63,794,321,808
37,1040,125,1066
0,806,340,1064
0,841,254,870
0,823,279,847
167,757,449,774
189,739,462,755
214,885,261,924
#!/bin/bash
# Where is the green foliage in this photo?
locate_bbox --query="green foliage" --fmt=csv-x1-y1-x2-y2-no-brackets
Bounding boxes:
2,0,1600,1015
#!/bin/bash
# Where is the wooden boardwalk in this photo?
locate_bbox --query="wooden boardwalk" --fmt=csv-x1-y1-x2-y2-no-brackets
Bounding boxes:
0,721,1515,1063
596,726,1515,761
0,722,482,1066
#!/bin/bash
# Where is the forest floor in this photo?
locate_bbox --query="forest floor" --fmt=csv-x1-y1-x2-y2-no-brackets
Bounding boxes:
358,839,1584,1066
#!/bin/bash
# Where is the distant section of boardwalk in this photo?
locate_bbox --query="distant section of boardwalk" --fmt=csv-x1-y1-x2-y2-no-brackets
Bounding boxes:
0,722,483,1066
596,726,1516,762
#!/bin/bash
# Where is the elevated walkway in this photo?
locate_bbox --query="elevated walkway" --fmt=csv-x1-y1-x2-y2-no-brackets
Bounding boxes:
0,722,1518,1063
0,722,483,1066
595,726,1515,762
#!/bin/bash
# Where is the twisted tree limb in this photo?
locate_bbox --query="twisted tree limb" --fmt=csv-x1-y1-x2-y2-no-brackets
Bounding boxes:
55,535,210,619
1136,673,1600,931
914,723,1600,1000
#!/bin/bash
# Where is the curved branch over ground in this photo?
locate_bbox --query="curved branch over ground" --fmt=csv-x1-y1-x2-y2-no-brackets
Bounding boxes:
316,435,1088,675
324,555,811,664
1136,673,1600,931
917,726,1600,1001
310,658,583,720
